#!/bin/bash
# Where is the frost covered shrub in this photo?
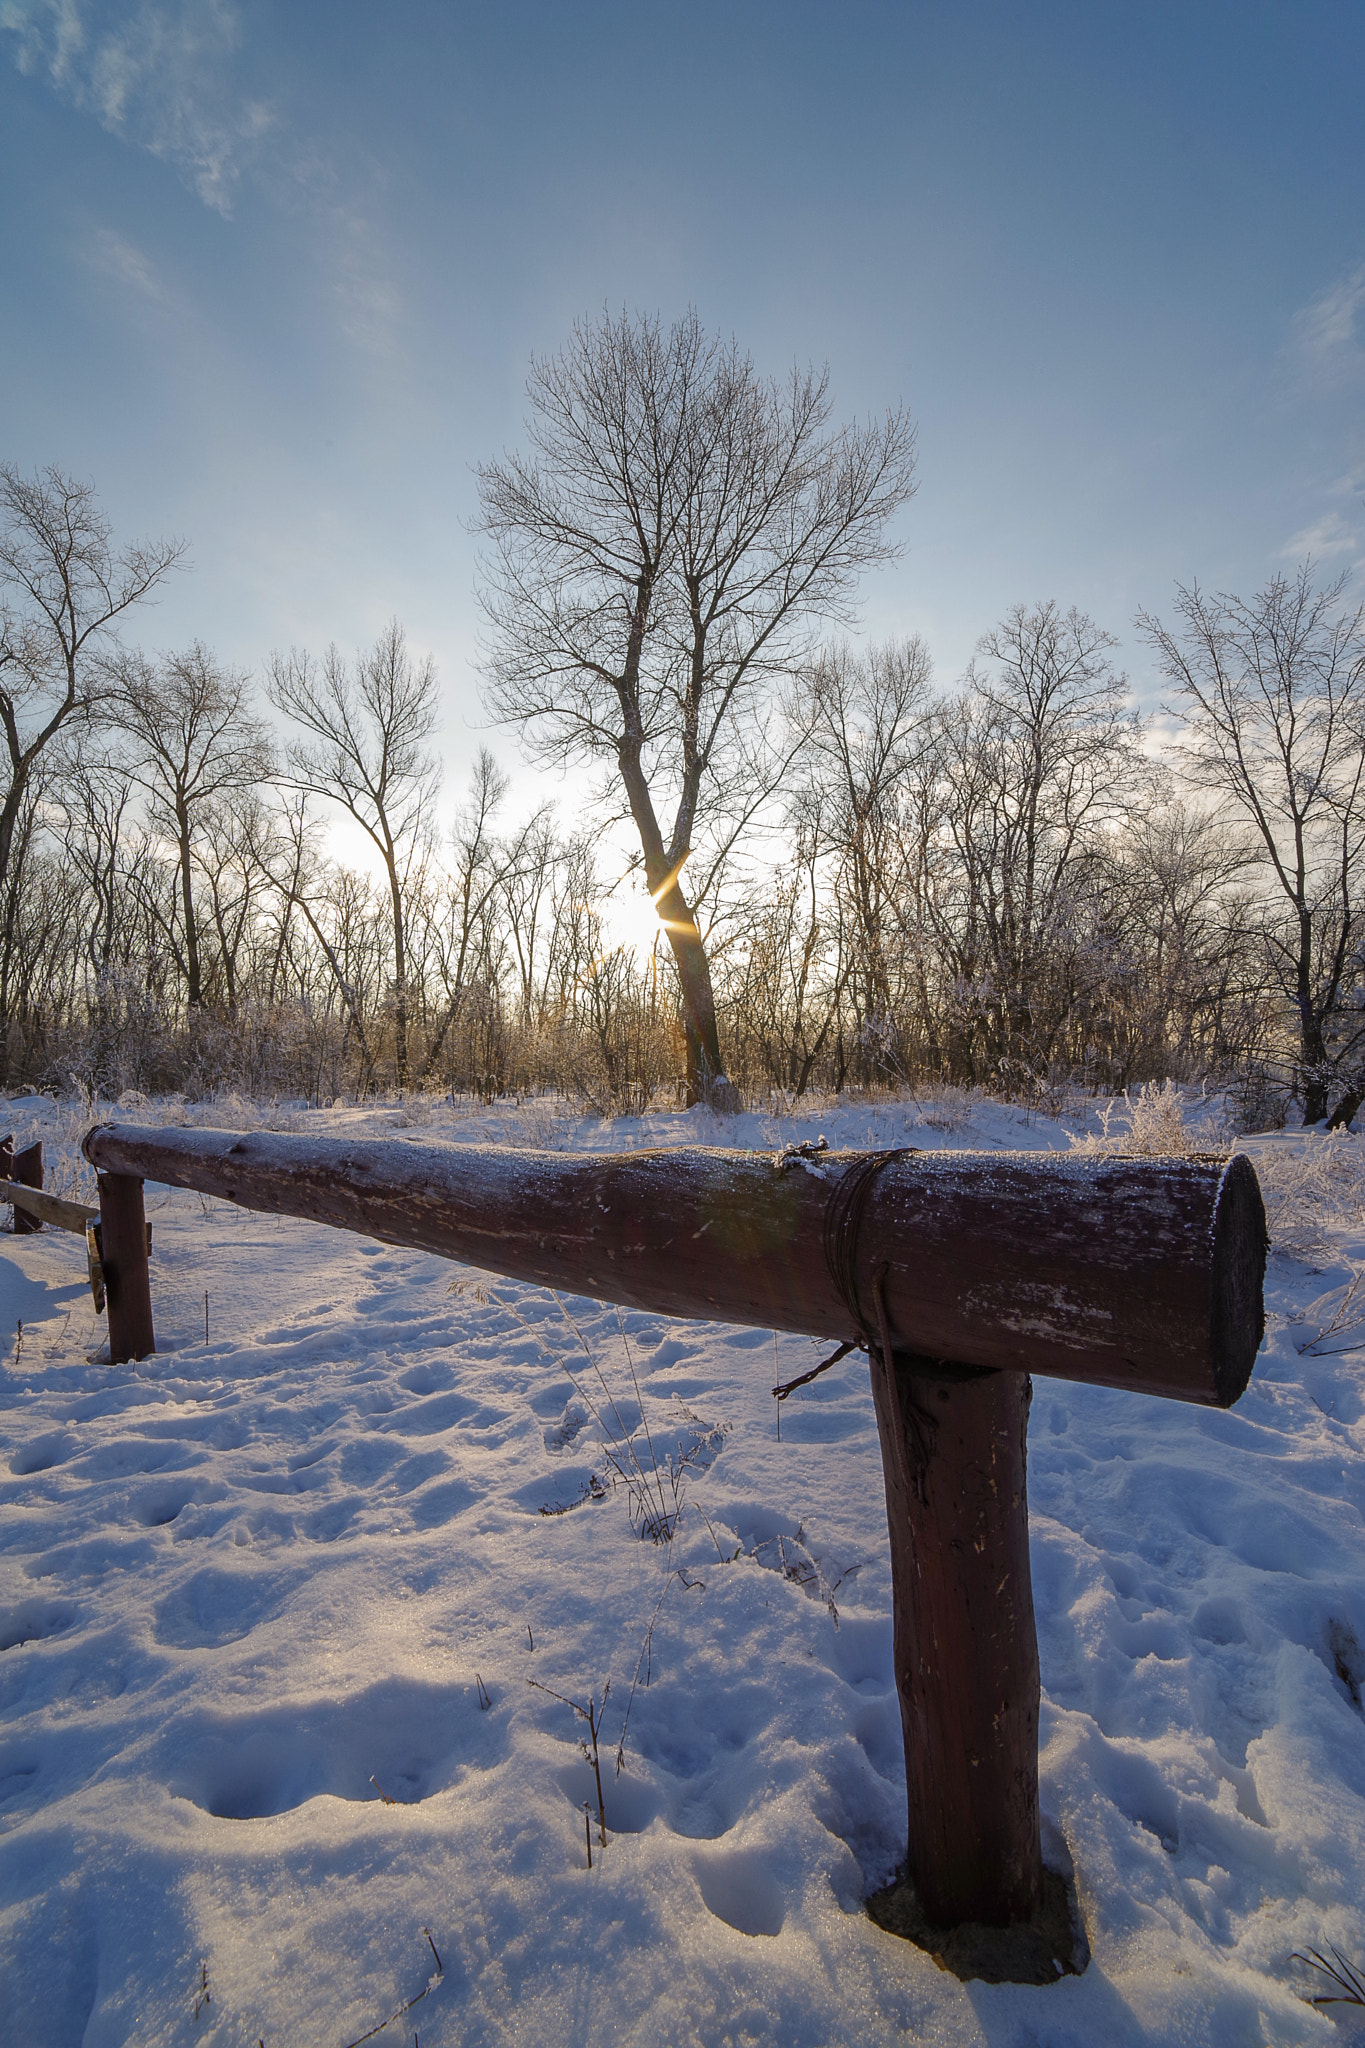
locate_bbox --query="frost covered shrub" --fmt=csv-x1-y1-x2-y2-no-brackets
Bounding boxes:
1245,1127,1365,1262
1068,1080,1199,1157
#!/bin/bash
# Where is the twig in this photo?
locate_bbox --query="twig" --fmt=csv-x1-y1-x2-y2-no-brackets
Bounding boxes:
527,1623,534,1651
529,1678,609,1844
698,1506,740,1564
773,1339,856,1402
475,1673,492,1710
369,1774,398,1805
774,1331,780,1441
340,1930,444,2048
585,1802,593,1869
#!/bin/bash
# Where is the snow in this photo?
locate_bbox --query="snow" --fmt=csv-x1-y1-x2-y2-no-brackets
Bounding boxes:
2,1087,1364,2044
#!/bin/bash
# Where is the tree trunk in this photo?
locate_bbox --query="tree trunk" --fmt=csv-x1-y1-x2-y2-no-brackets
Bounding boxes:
177,807,202,1009
387,861,409,1089
656,876,724,1101
1329,1083,1364,1132
1299,902,1329,1121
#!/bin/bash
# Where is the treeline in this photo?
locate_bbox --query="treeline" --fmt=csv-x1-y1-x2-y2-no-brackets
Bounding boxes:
5,351,1364,1120
0,587,1303,1116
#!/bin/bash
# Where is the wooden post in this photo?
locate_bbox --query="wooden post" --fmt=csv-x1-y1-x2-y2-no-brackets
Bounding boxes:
98,1173,154,1363
869,1353,1040,1927
11,1140,43,1235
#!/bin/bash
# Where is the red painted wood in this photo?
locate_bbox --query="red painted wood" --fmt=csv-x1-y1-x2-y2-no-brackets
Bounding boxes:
11,1141,43,1235
870,1355,1041,1925
97,1173,155,1363
82,1125,1266,1407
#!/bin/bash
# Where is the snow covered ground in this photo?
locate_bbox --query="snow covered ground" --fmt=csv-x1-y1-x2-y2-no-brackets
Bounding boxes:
2,1086,1365,2046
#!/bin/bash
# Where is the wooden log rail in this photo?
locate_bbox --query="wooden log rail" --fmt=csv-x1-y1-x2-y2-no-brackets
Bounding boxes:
0,1175,96,1236
80,1121,1267,1961
0,1141,142,1321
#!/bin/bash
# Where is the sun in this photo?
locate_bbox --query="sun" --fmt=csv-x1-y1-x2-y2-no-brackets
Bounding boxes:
608,876,668,959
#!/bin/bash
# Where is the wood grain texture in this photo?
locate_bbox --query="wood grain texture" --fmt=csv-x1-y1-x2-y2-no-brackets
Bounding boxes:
97,1172,155,1363
9,1140,43,1235
871,1356,1041,1926
82,1125,1266,1406
0,1177,97,1234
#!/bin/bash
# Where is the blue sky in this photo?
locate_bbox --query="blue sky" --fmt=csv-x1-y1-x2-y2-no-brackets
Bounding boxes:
2,0,1363,791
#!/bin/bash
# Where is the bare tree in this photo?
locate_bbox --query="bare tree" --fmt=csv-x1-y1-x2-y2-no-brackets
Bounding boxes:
57,743,138,976
1141,565,1365,1122
926,603,1146,1087
101,642,272,1009
0,464,181,1066
796,636,934,1067
477,308,916,1100
194,789,279,1015
420,748,549,1080
499,804,561,1028
1094,795,1262,1086
267,619,439,1086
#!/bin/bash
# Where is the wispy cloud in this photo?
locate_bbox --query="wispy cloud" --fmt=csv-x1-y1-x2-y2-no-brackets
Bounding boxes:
84,222,174,304
1,0,272,214
1281,510,1363,564
3,1,412,365
1281,470,1365,577
1291,261,1365,387
329,206,406,362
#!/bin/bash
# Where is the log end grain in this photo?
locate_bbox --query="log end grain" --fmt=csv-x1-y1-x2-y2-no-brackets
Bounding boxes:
1209,1153,1268,1409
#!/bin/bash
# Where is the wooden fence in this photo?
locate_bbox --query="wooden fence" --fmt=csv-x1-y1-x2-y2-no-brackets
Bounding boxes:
57,1122,1266,1973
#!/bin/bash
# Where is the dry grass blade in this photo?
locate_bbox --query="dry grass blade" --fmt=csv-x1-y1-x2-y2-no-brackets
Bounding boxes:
1296,1263,1365,1355
529,1678,610,1844
1292,1942,1365,2005
615,1303,672,1536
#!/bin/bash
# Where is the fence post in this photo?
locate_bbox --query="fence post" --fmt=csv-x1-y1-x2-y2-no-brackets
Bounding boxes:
98,1173,154,1363
11,1141,43,1235
868,1352,1041,1927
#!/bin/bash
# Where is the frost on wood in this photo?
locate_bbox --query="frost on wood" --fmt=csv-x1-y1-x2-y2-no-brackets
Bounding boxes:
83,1123,1266,1407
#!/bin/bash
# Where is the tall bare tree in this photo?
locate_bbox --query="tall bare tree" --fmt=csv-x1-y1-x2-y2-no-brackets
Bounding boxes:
477,308,916,1100
268,619,439,1086
1141,565,1365,1121
102,642,272,1009
797,636,934,1060
929,603,1146,1085
0,464,181,1067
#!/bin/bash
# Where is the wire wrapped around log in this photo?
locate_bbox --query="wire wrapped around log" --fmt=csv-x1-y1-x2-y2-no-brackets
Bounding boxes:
81,1124,1266,1407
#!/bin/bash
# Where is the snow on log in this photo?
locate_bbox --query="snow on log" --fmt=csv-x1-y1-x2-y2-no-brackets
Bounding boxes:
83,1124,1266,1408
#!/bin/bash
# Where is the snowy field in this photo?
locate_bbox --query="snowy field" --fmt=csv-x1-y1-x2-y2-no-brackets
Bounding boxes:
2,1086,1365,2046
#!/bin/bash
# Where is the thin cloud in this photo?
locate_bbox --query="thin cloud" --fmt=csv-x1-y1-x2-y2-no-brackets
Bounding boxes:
84,221,174,303
1281,509,1364,565
1291,261,1365,386
1,0,273,214
3,2,410,362
329,206,407,363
